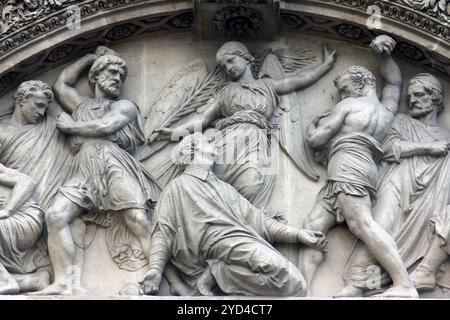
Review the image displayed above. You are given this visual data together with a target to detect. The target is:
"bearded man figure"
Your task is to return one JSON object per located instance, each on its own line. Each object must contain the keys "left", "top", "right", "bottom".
{"left": 33, "top": 47, "right": 160, "bottom": 295}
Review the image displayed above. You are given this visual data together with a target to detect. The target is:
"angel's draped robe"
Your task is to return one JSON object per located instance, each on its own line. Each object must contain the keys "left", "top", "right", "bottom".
{"left": 342, "top": 113, "right": 450, "bottom": 290}
{"left": 213, "top": 79, "right": 279, "bottom": 209}
{"left": 150, "top": 165, "right": 305, "bottom": 296}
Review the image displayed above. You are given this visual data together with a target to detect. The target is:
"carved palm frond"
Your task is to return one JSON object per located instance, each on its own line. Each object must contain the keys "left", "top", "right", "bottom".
{"left": 146, "top": 65, "right": 225, "bottom": 144}
{"left": 163, "top": 67, "right": 225, "bottom": 127}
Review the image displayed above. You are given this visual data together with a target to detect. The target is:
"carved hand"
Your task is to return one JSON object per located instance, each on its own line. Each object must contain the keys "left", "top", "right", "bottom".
{"left": 139, "top": 269, "right": 162, "bottom": 295}
{"left": 371, "top": 35, "right": 396, "bottom": 55}
{"left": 322, "top": 45, "right": 337, "bottom": 69}
{"left": 95, "top": 46, "right": 120, "bottom": 57}
{"left": 0, "top": 209, "right": 11, "bottom": 220}
{"left": 428, "top": 141, "right": 450, "bottom": 157}
{"left": 56, "top": 112, "right": 76, "bottom": 132}
{"left": 298, "top": 229, "right": 328, "bottom": 251}
{"left": 154, "top": 127, "right": 187, "bottom": 142}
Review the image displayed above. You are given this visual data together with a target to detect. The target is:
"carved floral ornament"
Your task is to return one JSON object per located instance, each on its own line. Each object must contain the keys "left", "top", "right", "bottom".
{"left": 0, "top": 0, "right": 69, "bottom": 33}
{"left": 400, "top": 0, "right": 450, "bottom": 22}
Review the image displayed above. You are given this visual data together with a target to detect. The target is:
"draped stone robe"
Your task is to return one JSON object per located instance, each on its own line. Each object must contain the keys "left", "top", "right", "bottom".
{"left": 342, "top": 114, "right": 450, "bottom": 290}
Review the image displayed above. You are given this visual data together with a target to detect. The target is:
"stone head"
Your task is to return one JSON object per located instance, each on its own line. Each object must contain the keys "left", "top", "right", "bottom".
{"left": 334, "top": 65, "right": 376, "bottom": 100}
{"left": 88, "top": 54, "right": 128, "bottom": 99}
{"left": 407, "top": 73, "right": 443, "bottom": 119}
{"left": 173, "top": 132, "right": 218, "bottom": 166}
{"left": 216, "top": 41, "right": 254, "bottom": 81}
{"left": 14, "top": 80, "right": 54, "bottom": 124}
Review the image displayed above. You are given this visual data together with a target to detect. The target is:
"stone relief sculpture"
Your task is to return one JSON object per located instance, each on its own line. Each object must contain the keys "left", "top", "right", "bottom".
{"left": 340, "top": 73, "right": 450, "bottom": 295}
{"left": 139, "top": 132, "right": 327, "bottom": 296}
{"left": 31, "top": 47, "right": 161, "bottom": 295}
{"left": 0, "top": 80, "right": 72, "bottom": 211}
{"left": 150, "top": 41, "right": 336, "bottom": 209}
{"left": 0, "top": 163, "right": 51, "bottom": 294}
{"left": 301, "top": 35, "right": 419, "bottom": 298}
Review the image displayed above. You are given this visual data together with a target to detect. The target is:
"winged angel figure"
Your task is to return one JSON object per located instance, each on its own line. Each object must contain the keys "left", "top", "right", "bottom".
{"left": 137, "top": 41, "right": 336, "bottom": 210}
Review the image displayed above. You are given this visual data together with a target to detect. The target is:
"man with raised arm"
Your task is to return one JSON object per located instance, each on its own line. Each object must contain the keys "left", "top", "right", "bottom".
{"left": 139, "top": 133, "right": 327, "bottom": 296}
{"left": 302, "top": 35, "right": 418, "bottom": 298}
{"left": 33, "top": 47, "right": 160, "bottom": 295}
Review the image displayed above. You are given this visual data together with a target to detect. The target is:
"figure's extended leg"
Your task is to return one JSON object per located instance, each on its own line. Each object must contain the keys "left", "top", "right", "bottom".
{"left": 410, "top": 235, "right": 448, "bottom": 291}
{"left": 12, "top": 268, "right": 51, "bottom": 293}
{"left": 123, "top": 208, "right": 152, "bottom": 261}
{"left": 70, "top": 218, "right": 88, "bottom": 295}
{"left": 0, "top": 263, "right": 19, "bottom": 294}
{"left": 337, "top": 193, "right": 418, "bottom": 298}
{"left": 163, "top": 263, "right": 191, "bottom": 296}
{"left": 301, "top": 203, "right": 336, "bottom": 296}
{"left": 31, "top": 194, "right": 84, "bottom": 295}
{"left": 337, "top": 181, "right": 402, "bottom": 298}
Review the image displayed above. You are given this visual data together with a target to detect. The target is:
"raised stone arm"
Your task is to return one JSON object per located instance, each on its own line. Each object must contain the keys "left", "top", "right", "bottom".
{"left": 53, "top": 53, "right": 98, "bottom": 114}
{"left": 53, "top": 46, "right": 118, "bottom": 114}
{"left": 0, "top": 164, "right": 36, "bottom": 219}
{"left": 371, "top": 35, "right": 402, "bottom": 115}
{"left": 269, "top": 45, "right": 336, "bottom": 96}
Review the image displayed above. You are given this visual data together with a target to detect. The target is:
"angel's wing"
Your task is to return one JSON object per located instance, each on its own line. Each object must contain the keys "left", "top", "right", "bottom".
{"left": 258, "top": 52, "right": 320, "bottom": 181}
{"left": 137, "top": 59, "right": 224, "bottom": 162}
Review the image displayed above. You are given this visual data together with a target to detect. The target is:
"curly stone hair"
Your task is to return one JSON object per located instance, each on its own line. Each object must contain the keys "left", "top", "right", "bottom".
{"left": 334, "top": 65, "right": 377, "bottom": 97}
{"left": 14, "top": 80, "right": 54, "bottom": 107}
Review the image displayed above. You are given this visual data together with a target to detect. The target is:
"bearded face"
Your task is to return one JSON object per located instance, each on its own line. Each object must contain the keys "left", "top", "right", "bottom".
{"left": 407, "top": 83, "right": 436, "bottom": 119}
{"left": 95, "top": 64, "right": 125, "bottom": 98}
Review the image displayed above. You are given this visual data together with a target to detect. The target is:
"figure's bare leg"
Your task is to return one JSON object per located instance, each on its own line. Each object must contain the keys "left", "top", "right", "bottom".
{"left": 70, "top": 218, "right": 88, "bottom": 295}
{"left": 163, "top": 263, "right": 191, "bottom": 296}
{"left": 337, "top": 194, "right": 418, "bottom": 298}
{"left": 0, "top": 263, "right": 19, "bottom": 295}
{"left": 31, "top": 194, "right": 84, "bottom": 295}
{"left": 12, "top": 268, "right": 51, "bottom": 293}
{"left": 301, "top": 203, "right": 336, "bottom": 296}
{"left": 123, "top": 208, "right": 152, "bottom": 261}
{"left": 410, "top": 236, "right": 448, "bottom": 291}
{"left": 336, "top": 185, "right": 401, "bottom": 298}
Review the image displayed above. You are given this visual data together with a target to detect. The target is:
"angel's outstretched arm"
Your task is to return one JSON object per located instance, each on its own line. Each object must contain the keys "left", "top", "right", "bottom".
{"left": 53, "top": 53, "right": 98, "bottom": 114}
{"left": 155, "top": 99, "right": 221, "bottom": 141}
{"left": 269, "top": 46, "right": 336, "bottom": 96}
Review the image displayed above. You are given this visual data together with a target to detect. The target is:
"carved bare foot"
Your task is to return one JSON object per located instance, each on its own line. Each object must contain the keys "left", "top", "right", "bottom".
{"left": 334, "top": 285, "right": 363, "bottom": 298}
{"left": 0, "top": 279, "right": 20, "bottom": 295}
{"left": 374, "top": 286, "right": 419, "bottom": 298}
{"left": 169, "top": 282, "right": 192, "bottom": 296}
{"left": 27, "top": 283, "right": 72, "bottom": 296}
{"left": 71, "top": 285, "right": 89, "bottom": 296}
{"left": 119, "top": 283, "right": 142, "bottom": 296}
{"left": 196, "top": 267, "right": 216, "bottom": 296}
{"left": 410, "top": 267, "right": 437, "bottom": 292}
{"left": 13, "top": 269, "right": 51, "bottom": 293}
